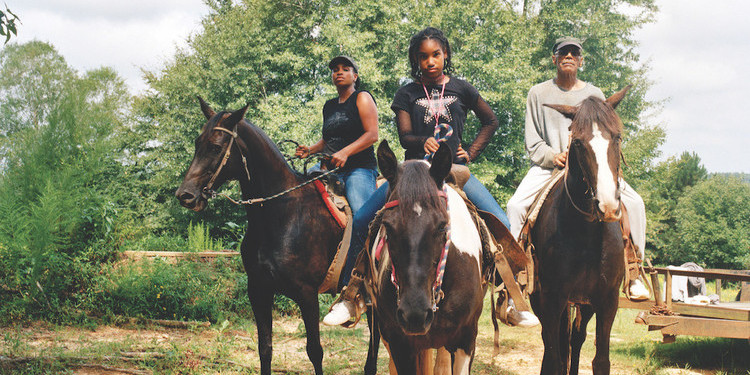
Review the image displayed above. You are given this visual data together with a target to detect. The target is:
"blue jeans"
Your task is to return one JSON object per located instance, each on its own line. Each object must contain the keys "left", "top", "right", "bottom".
{"left": 340, "top": 173, "right": 510, "bottom": 285}
{"left": 337, "top": 167, "right": 378, "bottom": 215}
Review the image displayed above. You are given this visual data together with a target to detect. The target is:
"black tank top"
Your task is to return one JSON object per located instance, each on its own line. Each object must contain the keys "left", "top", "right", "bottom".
{"left": 321, "top": 90, "right": 377, "bottom": 170}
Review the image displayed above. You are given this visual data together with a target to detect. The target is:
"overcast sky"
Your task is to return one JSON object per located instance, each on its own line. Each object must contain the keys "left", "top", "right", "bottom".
{"left": 8, "top": 0, "right": 749, "bottom": 173}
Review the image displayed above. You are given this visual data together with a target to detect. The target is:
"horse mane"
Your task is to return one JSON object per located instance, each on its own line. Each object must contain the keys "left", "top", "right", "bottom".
{"left": 570, "top": 97, "right": 623, "bottom": 139}
{"left": 392, "top": 161, "right": 445, "bottom": 218}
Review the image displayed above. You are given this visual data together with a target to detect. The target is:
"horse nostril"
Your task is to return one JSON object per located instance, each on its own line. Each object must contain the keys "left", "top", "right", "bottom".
{"left": 179, "top": 192, "right": 195, "bottom": 202}
{"left": 424, "top": 309, "right": 434, "bottom": 326}
{"left": 397, "top": 308, "right": 408, "bottom": 327}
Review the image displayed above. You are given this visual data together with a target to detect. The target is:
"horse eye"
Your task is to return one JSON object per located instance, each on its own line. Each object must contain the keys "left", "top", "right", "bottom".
{"left": 211, "top": 144, "right": 223, "bottom": 153}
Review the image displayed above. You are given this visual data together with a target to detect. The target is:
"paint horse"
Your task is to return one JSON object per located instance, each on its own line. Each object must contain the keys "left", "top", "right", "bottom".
{"left": 530, "top": 86, "right": 631, "bottom": 375}
{"left": 367, "top": 140, "right": 488, "bottom": 374}
{"left": 175, "top": 99, "right": 379, "bottom": 375}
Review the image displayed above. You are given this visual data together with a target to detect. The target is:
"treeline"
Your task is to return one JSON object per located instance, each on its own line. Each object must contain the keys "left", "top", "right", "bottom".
{"left": 0, "top": 0, "right": 747, "bottom": 323}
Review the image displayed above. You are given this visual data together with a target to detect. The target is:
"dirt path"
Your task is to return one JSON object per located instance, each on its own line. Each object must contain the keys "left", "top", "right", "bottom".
{"left": 0, "top": 315, "right": 726, "bottom": 374}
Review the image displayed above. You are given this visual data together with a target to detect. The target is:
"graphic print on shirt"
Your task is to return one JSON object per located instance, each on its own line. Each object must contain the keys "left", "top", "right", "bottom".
{"left": 416, "top": 88, "right": 457, "bottom": 126}
{"left": 323, "top": 110, "right": 349, "bottom": 146}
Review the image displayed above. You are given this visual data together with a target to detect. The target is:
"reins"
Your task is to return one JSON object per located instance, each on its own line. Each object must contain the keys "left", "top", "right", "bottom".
{"left": 202, "top": 124, "right": 340, "bottom": 207}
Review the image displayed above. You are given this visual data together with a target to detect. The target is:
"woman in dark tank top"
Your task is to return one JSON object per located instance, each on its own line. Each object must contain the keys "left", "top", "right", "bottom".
{"left": 295, "top": 56, "right": 379, "bottom": 214}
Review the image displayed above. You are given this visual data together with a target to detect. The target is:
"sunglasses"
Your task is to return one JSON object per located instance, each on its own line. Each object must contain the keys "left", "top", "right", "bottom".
{"left": 555, "top": 47, "right": 582, "bottom": 57}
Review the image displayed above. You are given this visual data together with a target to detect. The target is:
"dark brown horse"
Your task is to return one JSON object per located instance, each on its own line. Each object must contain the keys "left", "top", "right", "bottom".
{"left": 175, "top": 99, "right": 379, "bottom": 375}
{"left": 369, "top": 140, "right": 488, "bottom": 374}
{"left": 530, "top": 86, "right": 631, "bottom": 375}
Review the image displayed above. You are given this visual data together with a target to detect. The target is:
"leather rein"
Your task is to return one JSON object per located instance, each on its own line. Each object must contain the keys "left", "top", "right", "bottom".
{"left": 202, "top": 124, "right": 339, "bottom": 206}
{"left": 375, "top": 186, "right": 450, "bottom": 312}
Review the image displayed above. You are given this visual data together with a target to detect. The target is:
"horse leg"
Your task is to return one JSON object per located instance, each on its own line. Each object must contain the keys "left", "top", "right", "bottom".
{"left": 570, "top": 305, "right": 594, "bottom": 375}
{"left": 248, "top": 283, "right": 274, "bottom": 375}
{"left": 381, "top": 336, "right": 398, "bottom": 375}
{"left": 298, "top": 291, "right": 324, "bottom": 375}
{"left": 592, "top": 294, "right": 618, "bottom": 375}
{"left": 416, "top": 349, "right": 434, "bottom": 375}
{"left": 452, "top": 348, "right": 473, "bottom": 375}
{"left": 538, "top": 295, "right": 567, "bottom": 375}
{"left": 365, "top": 307, "right": 380, "bottom": 375}
{"left": 559, "top": 304, "right": 572, "bottom": 374}
{"left": 434, "top": 347, "right": 451, "bottom": 375}
{"left": 389, "top": 340, "right": 417, "bottom": 375}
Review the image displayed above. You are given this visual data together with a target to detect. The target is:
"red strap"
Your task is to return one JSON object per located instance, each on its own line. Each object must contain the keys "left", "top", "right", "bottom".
{"left": 312, "top": 180, "right": 347, "bottom": 229}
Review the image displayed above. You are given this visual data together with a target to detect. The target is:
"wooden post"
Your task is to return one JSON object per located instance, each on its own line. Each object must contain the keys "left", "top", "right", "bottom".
{"left": 716, "top": 279, "right": 722, "bottom": 299}
{"left": 650, "top": 272, "right": 663, "bottom": 306}
{"left": 665, "top": 269, "right": 672, "bottom": 310}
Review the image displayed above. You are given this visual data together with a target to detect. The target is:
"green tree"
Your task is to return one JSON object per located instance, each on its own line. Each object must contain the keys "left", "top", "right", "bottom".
{"left": 672, "top": 176, "right": 750, "bottom": 269}
{"left": 0, "top": 41, "right": 131, "bottom": 322}
{"left": 642, "top": 152, "right": 707, "bottom": 264}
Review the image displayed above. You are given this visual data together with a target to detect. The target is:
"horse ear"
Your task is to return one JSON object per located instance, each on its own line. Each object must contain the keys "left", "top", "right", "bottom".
{"left": 605, "top": 85, "right": 632, "bottom": 109}
{"left": 543, "top": 103, "right": 578, "bottom": 120}
{"left": 377, "top": 140, "right": 398, "bottom": 186}
{"left": 197, "top": 96, "right": 216, "bottom": 120}
{"left": 223, "top": 103, "right": 250, "bottom": 128}
{"left": 429, "top": 143, "right": 452, "bottom": 187}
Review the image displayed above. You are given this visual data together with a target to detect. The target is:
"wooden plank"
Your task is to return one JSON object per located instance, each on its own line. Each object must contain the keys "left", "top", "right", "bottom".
{"left": 121, "top": 251, "right": 240, "bottom": 262}
{"left": 672, "top": 302, "right": 750, "bottom": 321}
{"left": 619, "top": 297, "right": 750, "bottom": 321}
{"left": 652, "top": 267, "right": 750, "bottom": 282}
{"left": 641, "top": 314, "right": 750, "bottom": 340}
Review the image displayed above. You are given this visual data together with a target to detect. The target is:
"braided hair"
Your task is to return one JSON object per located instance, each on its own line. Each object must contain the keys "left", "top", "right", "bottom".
{"left": 408, "top": 27, "right": 455, "bottom": 80}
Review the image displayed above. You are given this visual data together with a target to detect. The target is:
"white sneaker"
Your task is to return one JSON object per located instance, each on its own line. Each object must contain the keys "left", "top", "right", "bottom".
{"left": 629, "top": 279, "right": 650, "bottom": 301}
{"left": 506, "top": 299, "right": 540, "bottom": 328}
{"left": 322, "top": 300, "right": 355, "bottom": 326}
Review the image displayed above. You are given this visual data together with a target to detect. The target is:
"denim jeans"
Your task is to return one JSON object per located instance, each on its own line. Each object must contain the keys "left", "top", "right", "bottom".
{"left": 336, "top": 167, "right": 378, "bottom": 214}
{"left": 340, "top": 172, "right": 510, "bottom": 285}
{"left": 308, "top": 164, "right": 377, "bottom": 215}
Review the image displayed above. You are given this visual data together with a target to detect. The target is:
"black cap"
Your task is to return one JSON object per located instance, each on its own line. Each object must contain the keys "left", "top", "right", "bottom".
{"left": 552, "top": 36, "right": 583, "bottom": 54}
{"left": 328, "top": 55, "right": 358, "bottom": 73}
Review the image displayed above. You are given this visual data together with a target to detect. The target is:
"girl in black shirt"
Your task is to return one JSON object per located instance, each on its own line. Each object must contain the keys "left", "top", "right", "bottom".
{"left": 295, "top": 56, "right": 379, "bottom": 214}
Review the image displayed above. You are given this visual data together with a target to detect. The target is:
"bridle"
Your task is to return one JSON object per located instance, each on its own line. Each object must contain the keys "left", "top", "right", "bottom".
{"left": 375, "top": 185, "right": 450, "bottom": 312}
{"left": 201, "top": 121, "right": 340, "bottom": 206}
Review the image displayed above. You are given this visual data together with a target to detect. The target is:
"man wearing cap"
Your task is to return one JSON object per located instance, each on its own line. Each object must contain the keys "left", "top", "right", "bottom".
{"left": 506, "top": 37, "right": 650, "bottom": 300}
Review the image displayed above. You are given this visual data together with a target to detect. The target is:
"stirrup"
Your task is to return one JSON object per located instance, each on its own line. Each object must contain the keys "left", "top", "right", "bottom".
{"left": 329, "top": 272, "right": 367, "bottom": 328}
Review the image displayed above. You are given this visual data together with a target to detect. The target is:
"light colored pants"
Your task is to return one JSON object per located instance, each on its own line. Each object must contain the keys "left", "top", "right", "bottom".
{"left": 506, "top": 166, "right": 646, "bottom": 259}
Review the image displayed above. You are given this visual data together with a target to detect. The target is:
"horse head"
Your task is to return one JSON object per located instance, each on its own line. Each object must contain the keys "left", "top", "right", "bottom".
{"left": 175, "top": 97, "right": 249, "bottom": 211}
{"left": 545, "top": 85, "right": 630, "bottom": 222}
{"left": 377, "top": 140, "right": 452, "bottom": 335}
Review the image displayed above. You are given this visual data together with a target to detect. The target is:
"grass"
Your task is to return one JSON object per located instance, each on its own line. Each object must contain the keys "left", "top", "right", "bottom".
{"left": 1, "top": 286, "right": 747, "bottom": 374}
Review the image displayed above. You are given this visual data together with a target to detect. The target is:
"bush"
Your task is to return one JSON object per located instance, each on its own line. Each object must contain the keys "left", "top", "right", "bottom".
{"left": 95, "top": 258, "right": 244, "bottom": 322}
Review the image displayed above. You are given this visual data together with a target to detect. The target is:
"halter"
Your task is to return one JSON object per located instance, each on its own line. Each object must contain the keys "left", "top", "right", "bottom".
{"left": 202, "top": 122, "right": 341, "bottom": 206}
{"left": 202, "top": 125, "right": 251, "bottom": 198}
{"left": 375, "top": 185, "right": 450, "bottom": 311}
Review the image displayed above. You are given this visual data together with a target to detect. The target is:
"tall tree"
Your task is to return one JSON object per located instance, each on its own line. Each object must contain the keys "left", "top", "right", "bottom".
{"left": 642, "top": 152, "right": 707, "bottom": 264}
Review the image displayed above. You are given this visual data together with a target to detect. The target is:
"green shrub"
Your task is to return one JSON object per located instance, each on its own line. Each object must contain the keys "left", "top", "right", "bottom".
{"left": 97, "top": 259, "right": 238, "bottom": 322}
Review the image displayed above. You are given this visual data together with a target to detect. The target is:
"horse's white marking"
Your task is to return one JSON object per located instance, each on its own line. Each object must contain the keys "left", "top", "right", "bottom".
{"left": 589, "top": 123, "right": 618, "bottom": 213}
{"left": 445, "top": 185, "right": 481, "bottom": 273}
{"left": 452, "top": 349, "right": 472, "bottom": 375}
{"left": 413, "top": 203, "right": 423, "bottom": 216}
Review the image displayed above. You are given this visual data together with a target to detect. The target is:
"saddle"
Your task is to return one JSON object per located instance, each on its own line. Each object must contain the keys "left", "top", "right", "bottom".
{"left": 311, "top": 176, "right": 354, "bottom": 294}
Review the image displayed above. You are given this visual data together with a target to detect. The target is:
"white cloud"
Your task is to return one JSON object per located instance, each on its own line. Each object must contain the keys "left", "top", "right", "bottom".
{"left": 11, "top": 0, "right": 208, "bottom": 94}
{"left": 635, "top": 0, "right": 750, "bottom": 173}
